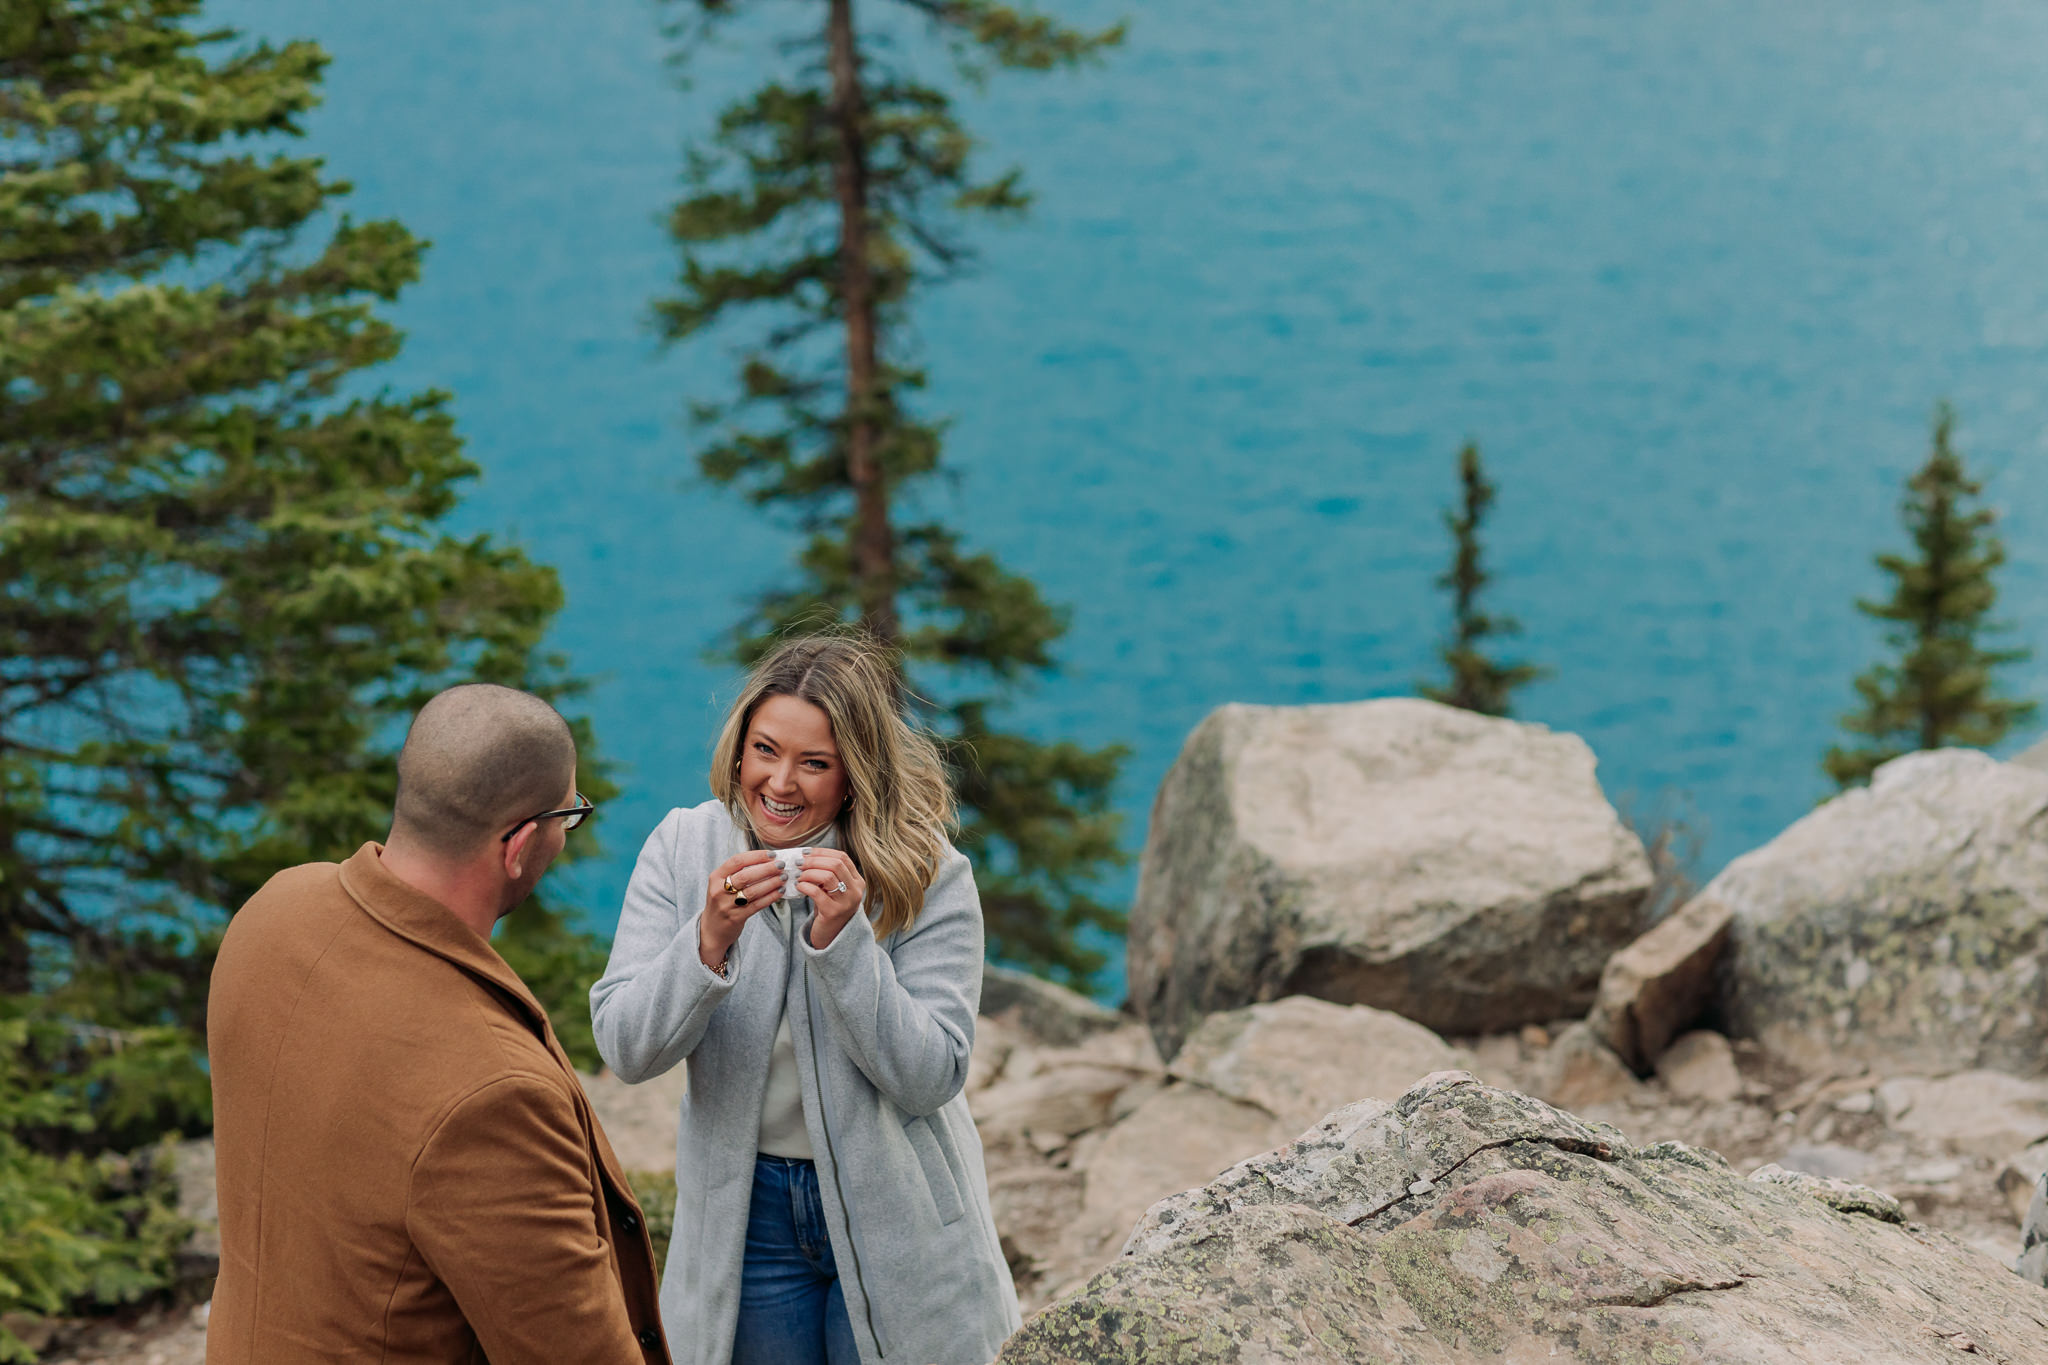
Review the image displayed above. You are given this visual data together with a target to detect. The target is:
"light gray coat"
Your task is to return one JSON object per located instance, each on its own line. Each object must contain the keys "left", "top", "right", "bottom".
{"left": 590, "top": 802, "right": 1020, "bottom": 1365}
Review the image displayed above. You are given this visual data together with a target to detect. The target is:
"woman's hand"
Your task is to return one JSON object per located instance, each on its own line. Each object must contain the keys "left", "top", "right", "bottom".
{"left": 699, "top": 851, "right": 781, "bottom": 972}
{"left": 797, "top": 847, "right": 866, "bottom": 950}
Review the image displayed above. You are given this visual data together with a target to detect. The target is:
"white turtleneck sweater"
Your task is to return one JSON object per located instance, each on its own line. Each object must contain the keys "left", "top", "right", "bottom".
{"left": 755, "top": 897, "right": 813, "bottom": 1160}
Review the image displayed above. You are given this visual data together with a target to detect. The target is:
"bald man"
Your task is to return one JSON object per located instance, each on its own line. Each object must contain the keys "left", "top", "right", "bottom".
{"left": 206, "top": 685, "right": 670, "bottom": 1365}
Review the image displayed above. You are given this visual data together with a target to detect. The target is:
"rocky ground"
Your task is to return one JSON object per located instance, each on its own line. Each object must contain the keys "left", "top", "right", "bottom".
{"left": 26, "top": 1303, "right": 208, "bottom": 1365}
{"left": 34, "top": 1002, "right": 2042, "bottom": 1363}
{"left": 999, "top": 1074, "right": 2048, "bottom": 1364}
{"left": 1464, "top": 1023, "right": 2037, "bottom": 1271}
{"left": 974, "top": 1001, "right": 2043, "bottom": 1315}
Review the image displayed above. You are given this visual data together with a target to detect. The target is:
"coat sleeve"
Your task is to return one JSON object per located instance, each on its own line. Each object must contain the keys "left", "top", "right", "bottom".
{"left": 589, "top": 812, "right": 738, "bottom": 1084}
{"left": 408, "top": 1075, "right": 655, "bottom": 1365}
{"left": 799, "top": 846, "right": 981, "bottom": 1117}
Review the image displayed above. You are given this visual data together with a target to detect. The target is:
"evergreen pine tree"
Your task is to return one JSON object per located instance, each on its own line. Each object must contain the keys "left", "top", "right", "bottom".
{"left": 655, "top": 0, "right": 1127, "bottom": 983}
{"left": 0, "top": 0, "right": 610, "bottom": 1069}
{"left": 1824, "top": 404, "right": 2036, "bottom": 787}
{"left": 1420, "top": 441, "right": 1545, "bottom": 717}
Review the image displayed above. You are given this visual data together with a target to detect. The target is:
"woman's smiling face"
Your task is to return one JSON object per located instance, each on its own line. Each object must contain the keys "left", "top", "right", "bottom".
{"left": 738, "top": 693, "right": 848, "bottom": 847}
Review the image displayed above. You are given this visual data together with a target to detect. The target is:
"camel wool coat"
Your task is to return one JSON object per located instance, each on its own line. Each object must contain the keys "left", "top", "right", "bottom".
{"left": 590, "top": 802, "right": 1020, "bottom": 1365}
{"left": 207, "top": 842, "right": 670, "bottom": 1365}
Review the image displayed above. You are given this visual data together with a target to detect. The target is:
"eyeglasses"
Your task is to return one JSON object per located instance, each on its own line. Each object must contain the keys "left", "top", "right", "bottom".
{"left": 500, "top": 791, "right": 596, "bottom": 843}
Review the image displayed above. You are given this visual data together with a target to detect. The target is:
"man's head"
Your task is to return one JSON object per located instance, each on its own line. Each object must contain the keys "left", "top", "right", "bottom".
{"left": 391, "top": 685, "right": 580, "bottom": 916}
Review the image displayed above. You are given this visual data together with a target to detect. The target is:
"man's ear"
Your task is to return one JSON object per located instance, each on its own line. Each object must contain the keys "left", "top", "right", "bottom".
{"left": 501, "top": 823, "right": 536, "bottom": 881}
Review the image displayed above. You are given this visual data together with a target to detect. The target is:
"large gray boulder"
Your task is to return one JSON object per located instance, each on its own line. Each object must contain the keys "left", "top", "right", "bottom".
{"left": 1719, "top": 748, "right": 2048, "bottom": 1077}
{"left": 998, "top": 1074, "right": 2048, "bottom": 1364}
{"left": 1127, "top": 699, "right": 1653, "bottom": 1056}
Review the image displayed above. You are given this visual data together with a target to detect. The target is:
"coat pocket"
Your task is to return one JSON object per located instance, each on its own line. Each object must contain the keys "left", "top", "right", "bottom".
{"left": 902, "top": 1113, "right": 966, "bottom": 1225}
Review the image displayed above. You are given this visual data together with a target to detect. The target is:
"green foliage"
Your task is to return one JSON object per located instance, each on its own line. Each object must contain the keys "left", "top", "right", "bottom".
{"left": 0, "top": 0, "right": 613, "bottom": 1001}
{"left": 0, "top": 1006, "right": 190, "bottom": 1361}
{"left": 656, "top": 0, "right": 1127, "bottom": 983}
{"left": 627, "top": 1167, "right": 677, "bottom": 1281}
{"left": 1420, "top": 442, "right": 1546, "bottom": 717}
{"left": 1825, "top": 404, "right": 2037, "bottom": 787}
{"left": 0, "top": 2, "right": 615, "bottom": 1332}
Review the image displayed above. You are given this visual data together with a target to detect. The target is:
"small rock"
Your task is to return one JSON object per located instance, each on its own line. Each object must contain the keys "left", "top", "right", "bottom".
{"left": 1519, "top": 1023, "right": 1551, "bottom": 1049}
{"left": 1024, "top": 1129, "right": 1066, "bottom": 1158}
{"left": 986, "top": 1164, "right": 1084, "bottom": 1304}
{"left": 980, "top": 965, "right": 1124, "bottom": 1048}
{"left": 1466, "top": 1033, "right": 1522, "bottom": 1087}
{"left": 1834, "top": 1089, "right": 1877, "bottom": 1115}
{"left": 1902, "top": 1160, "right": 1965, "bottom": 1185}
{"left": 1408, "top": 1179, "right": 1435, "bottom": 1196}
{"left": 1877, "top": 1077, "right": 1918, "bottom": 1123}
{"left": 2020, "top": 1171, "right": 2048, "bottom": 1286}
{"left": 965, "top": 1013, "right": 1025, "bottom": 1096}
{"left": 1536, "top": 1021, "right": 1642, "bottom": 1111}
{"left": 972, "top": 1061, "right": 1153, "bottom": 1144}
{"left": 1587, "top": 891, "right": 1734, "bottom": 1072}
{"left": 1996, "top": 1140, "right": 2048, "bottom": 1222}
{"left": 1655, "top": 1029, "right": 1744, "bottom": 1103}
{"left": 1880, "top": 1071, "right": 2048, "bottom": 1159}
{"left": 1167, "top": 996, "right": 1468, "bottom": 1134}
{"left": 1747, "top": 1163, "right": 1904, "bottom": 1222}
{"left": 1777, "top": 1143, "right": 1873, "bottom": 1182}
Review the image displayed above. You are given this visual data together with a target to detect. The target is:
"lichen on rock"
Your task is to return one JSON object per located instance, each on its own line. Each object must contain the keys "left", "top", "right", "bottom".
{"left": 998, "top": 1073, "right": 2048, "bottom": 1365}
{"left": 1718, "top": 749, "right": 2048, "bottom": 1078}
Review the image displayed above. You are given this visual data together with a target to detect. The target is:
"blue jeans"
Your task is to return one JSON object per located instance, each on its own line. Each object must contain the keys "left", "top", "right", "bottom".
{"left": 731, "top": 1155, "right": 860, "bottom": 1365}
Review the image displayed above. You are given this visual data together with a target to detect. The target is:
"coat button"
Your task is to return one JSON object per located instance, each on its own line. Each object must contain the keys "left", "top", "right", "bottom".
{"left": 620, "top": 1210, "right": 641, "bottom": 1234}
{"left": 638, "top": 1326, "right": 661, "bottom": 1349}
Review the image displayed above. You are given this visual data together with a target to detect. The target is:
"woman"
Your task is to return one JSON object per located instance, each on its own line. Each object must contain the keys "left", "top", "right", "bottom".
{"left": 591, "top": 633, "right": 1019, "bottom": 1365}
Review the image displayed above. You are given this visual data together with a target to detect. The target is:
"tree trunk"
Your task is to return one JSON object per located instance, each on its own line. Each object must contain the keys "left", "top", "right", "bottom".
{"left": 826, "top": 0, "right": 899, "bottom": 645}
{"left": 0, "top": 923, "right": 28, "bottom": 996}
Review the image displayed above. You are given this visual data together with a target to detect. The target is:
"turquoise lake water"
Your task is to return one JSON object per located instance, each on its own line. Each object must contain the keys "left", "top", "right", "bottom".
{"left": 216, "top": 0, "right": 2048, "bottom": 968}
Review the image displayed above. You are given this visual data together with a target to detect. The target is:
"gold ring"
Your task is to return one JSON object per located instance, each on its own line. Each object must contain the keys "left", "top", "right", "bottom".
{"left": 733, "top": 887, "right": 749, "bottom": 905}
{"left": 723, "top": 877, "right": 738, "bottom": 896}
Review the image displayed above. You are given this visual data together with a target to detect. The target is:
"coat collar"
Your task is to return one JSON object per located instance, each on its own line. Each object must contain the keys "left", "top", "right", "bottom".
{"left": 336, "top": 841, "right": 550, "bottom": 1037}
{"left": 336, "top": 844, "right": 647, "bottom": 1225}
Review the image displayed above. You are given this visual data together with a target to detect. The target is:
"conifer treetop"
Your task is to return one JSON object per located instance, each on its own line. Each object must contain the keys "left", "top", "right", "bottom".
{"left": 1419, "top": 440, "right": 1546, "bottom": 718}
{"left": 1824, "top": 403, "right": 2036, "bottom": 787}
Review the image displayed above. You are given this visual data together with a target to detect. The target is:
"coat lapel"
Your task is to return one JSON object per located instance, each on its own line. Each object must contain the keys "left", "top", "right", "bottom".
{"left": 336, "top": 843, "right": 641, "bottom": 1206}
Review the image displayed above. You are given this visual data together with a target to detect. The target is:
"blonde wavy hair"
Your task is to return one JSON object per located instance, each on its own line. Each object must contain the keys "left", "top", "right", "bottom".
{"left": 710, "top": 632, "right": 956, "bottom": 936}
